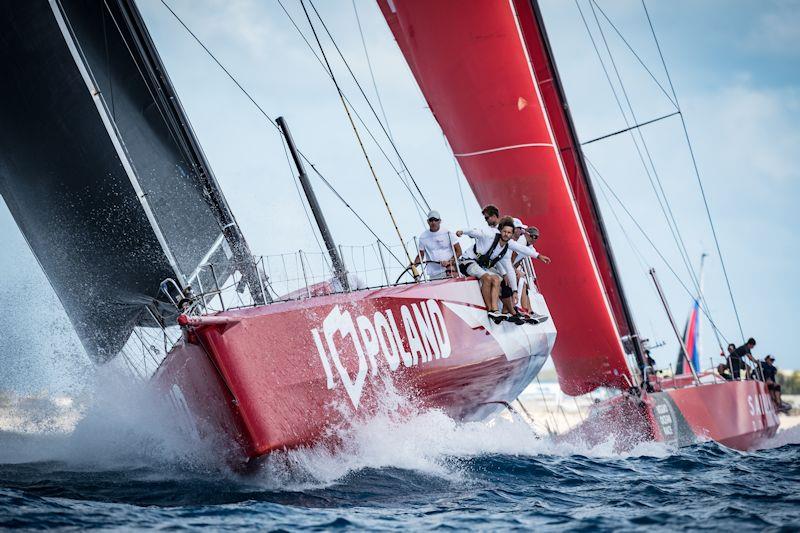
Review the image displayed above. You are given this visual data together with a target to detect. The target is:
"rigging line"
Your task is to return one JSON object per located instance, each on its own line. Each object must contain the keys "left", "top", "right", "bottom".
{"left": 586, "top": 0, "right": 700, "bottom": 297}
{"left": 158, "top": 0, "right": 404, "bottom": 269}
{"left": 581, "top": 110, "right": 679, "bottom": 145}
{"left": 442, "top": 132, "right": 471, "bottom": 227}
{"left": 274, "top": 0, "right": 429, "bottom": 219}
{"left": 308, "top": 0, "right": 431, "bottom": 213}
{"left": 583, "top": 0, "right": 703, "bottom": 302}
{"left": 298, "top": 0, "right": 417, "bottom": 272}
{"left": 596, "top": 170, "right": 650, "bottom": 273}
{"left": 454, "top": 157, "right": 471, "bottom": 227}
{"left": 351, "top": 0, "right": 395, "bottom": 146}
{"left": 595, "top": 160, "right": 689, "bottom": 343}
{"left": 641, "top": 0, "right": 746, "bottom": 343}
{"left": 350, "top": 0, "right": 425, "bottom": 227}
{"left": 588, "top": 1, "right": 702, "bottom": 302}
{"left": 591, "top": 0, "right": 677, "bottom": 110}
{"left": 585, "top": 157, "right": 730, "bottom": 345}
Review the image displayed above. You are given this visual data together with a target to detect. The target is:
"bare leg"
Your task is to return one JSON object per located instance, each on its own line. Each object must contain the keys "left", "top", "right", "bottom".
{"left": 488, "top": 275, "right": 500, "bottom": 308}
{"left": 480, "top": 273, "right": 496, "bottom": 311}
{"left": 517, "top": 276, "right": 533, "bottom": 312}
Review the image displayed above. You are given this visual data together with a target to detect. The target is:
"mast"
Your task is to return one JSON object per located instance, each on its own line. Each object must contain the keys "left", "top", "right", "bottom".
{"left": 277, "top": 117, "right": 349, "bottom": 291}
{"left": 651, "top": 268, "right": 700, "bottom": 384}
{"left": 527, "top": 0, "right": 646, "bottom": 374}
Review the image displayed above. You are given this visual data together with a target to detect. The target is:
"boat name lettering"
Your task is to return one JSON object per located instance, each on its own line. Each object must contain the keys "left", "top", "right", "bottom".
{"left": 311, "top": 299, "right": 451, "bottom": 408}
{"left": 747, "top": 392, "right": 775, "bottom": 417}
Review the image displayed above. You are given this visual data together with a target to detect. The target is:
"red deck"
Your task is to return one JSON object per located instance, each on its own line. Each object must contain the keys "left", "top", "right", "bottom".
{"left": 154, "top": 278, "right": 556, "bottom": 463}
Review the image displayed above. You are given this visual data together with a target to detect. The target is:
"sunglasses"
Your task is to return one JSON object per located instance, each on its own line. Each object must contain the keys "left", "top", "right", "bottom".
{"left": 427, "top": 218, "right": 440, "bottom": 222}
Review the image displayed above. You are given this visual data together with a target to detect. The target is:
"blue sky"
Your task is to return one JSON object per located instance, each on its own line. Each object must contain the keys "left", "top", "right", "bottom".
{"left": 1, "top": 0, "right": 798, "bottom": 393}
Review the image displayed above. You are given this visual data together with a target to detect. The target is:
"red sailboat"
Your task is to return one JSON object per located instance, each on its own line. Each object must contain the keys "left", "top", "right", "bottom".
{"left": 0, "top": 0, "right": 558, "bottom": 464}
{"left": 0, "top": 0, "right": 777, "bottom": 464}
{"left": 378, "top": 0, "right": 779, "bottom": 450}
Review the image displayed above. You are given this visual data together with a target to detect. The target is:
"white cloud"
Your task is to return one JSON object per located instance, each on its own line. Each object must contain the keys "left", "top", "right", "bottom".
{"left": 745, "top": 2, "right": 800, "bottom": 56}
{"left": 686, "top": 82, "right": 800, "bottom": 186}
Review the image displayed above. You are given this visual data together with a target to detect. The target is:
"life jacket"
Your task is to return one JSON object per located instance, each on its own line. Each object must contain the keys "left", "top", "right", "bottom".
{"left": 473, "top": 234, "right": 508, "bottom": 269}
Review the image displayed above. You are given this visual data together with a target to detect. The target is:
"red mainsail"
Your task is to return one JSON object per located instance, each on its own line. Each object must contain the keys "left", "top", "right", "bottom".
{"left": 378, "top": 0, "right": 635, "bottom": 393}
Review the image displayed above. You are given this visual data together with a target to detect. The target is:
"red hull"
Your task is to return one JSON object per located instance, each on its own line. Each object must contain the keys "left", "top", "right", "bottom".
{"left": 569, "top": 380, "right": 780, "bottom": 451}
{"left": 154, "top": 279, "right": 555, "bottom": 462}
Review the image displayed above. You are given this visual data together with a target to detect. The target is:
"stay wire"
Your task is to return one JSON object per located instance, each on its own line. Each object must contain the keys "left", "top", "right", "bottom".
{"left": 581, "top": 0, "right": 704, "bottom": 304}
{"left": 446, "top": 135, "right": 472, "bottom": 227}
{"left": 588, "top": 0, "right": 700, "bottom": 298}
{"left": 641, "top": 0, "right": 746, "bottom": 343}
{"left": 158, "top": 0, "right": 405, "bottom": 269}
{"left": 351, "top": 0, "right": 395, "bottom": 148}
{"left": 298, "top": 0, "right": 416, "bottom": 270}
{"left": 275, "top": 0, "right": 429, "bottom": 220}
{"left": 594, "top": 160, "right": 691, "bottom": 347}
{"left": 309, "top": 0, "right": 431, "bottom": 214}
{"left": 590, "top": 1, "right": 677, "bottom": 110}
{"left": 585, "top": 157, "right": 730, "bottom": 346}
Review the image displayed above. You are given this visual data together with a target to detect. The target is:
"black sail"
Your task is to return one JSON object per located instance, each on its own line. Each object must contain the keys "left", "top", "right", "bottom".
{"left": 0, "top": 0, "right": 260, "bottom": 363}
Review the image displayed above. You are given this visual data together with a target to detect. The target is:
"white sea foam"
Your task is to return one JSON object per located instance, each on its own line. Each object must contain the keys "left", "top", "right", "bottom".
{"left": 761, "top": 417, "right": 800, "bottom": 449}
{"left": 0, "top": 366, "right": 222, "bottom": 474}
{"left": 247, "top": 382, "right": 673, "bottom": 490}
{"left": 1, "top": 370, "right": 673, "bottom": 488}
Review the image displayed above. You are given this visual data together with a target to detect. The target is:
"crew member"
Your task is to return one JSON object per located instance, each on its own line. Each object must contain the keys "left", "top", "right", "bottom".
{"left": 482, "top": 204, "right": 500, "bottom": 228}
{"left": 414, "top": 210, "right": 462, "bottom": 280}
{"left": 457, "top": 217, "right": 545, "bottom": 322}
{"left": 730, "top": 338, "right": 757, "bottom": 380}
{"left": 456, "top": 222, "right": 506, "bottom": 320}
{"left": 721, "top": 343, "right": 736, "bottom": 377}
{"left": 512, "top": 218, "right": 526, "bottom": 242}
{"left": 512, "top": 226, "right": 551, "bottom": 312}
{"left": 760, "top": 355, "right": 785, "bottom": 410}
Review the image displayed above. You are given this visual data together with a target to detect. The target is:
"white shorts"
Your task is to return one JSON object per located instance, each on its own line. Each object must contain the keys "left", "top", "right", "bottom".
{"left": 462, "top": 260, "right": 501, "bottom": 280}
{"left": 426, "top": 270, "right": 449, "bottom": 280}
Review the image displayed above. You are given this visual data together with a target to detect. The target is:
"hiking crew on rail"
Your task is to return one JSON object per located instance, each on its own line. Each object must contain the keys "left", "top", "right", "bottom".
{"left": 413, "top": 204, "right": 551, "bottom": 324}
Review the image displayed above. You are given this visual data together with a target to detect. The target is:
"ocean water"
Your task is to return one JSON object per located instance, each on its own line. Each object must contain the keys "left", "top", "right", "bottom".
{"left": 1, "top": 375, "right": 798, "bottom": 531}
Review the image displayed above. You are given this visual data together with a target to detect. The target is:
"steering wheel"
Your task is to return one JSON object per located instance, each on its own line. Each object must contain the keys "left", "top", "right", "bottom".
{"left": 394, "top": 260, "right": 443, "bottom": 284}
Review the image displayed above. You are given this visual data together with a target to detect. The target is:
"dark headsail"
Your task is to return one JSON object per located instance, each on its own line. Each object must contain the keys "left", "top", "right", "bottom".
{"left": 0, "top": 0, "right": 260, "bottom": 363}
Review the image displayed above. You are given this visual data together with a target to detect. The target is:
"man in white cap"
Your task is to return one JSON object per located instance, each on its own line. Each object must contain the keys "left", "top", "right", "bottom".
{"left": 512, "top": 218, "right": 527, "bottom": 242}
{"left": 413, "top": 210, "right": 462, "bottom": 280}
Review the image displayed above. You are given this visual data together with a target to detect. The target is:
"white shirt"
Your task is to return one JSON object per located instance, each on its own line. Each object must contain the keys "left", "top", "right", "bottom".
{"left": 418, "top": 227, "right": 458, "bottom": 277}
{"left": 462, "top": 227, "right": 523, "bottom": 291}
{"left": 513, "top": 235, "right": 539, "bottom": 280}
{"left": 513, "top": 235, "right": 539, "bottom": 265}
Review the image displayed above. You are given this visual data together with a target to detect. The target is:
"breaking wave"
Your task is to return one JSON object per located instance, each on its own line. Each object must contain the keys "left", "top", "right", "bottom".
{"left": 1, "top": 370, "right": 798, "bottom": 529}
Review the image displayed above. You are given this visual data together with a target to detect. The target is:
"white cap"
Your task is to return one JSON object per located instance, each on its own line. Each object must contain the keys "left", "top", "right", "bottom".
{"left": 427, "top": 210, "right": 441, "bottom": 221}
{"left": 513, "top": 217, "right": 526, "bottom": 229}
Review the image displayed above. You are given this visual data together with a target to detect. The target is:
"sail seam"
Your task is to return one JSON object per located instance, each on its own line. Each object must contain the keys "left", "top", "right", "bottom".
{"left": 453, "top": 143, "right": 554, "bottom": 157}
